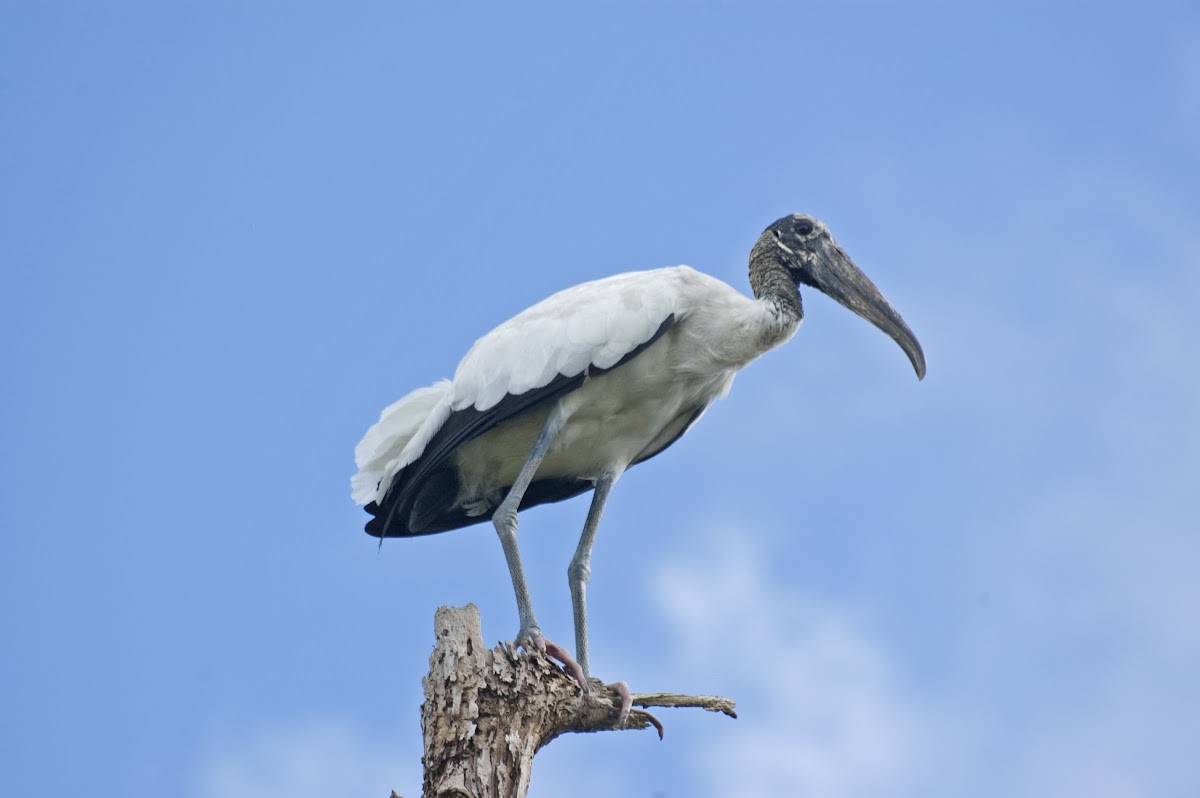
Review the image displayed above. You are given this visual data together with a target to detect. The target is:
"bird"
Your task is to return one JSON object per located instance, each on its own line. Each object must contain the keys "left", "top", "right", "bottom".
{"left": 351, "top": 213, "right": 924, "bottom": 712}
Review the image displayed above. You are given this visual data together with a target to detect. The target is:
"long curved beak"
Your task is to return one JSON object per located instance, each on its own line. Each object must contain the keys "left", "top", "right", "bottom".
{"left": 807, "top": 241, "right": 926, "bottom": 380}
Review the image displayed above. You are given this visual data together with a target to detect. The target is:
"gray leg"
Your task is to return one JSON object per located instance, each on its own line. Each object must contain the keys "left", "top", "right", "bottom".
{"left": 492, "top": 404, "right": 570, "bottom": 648}
{"left": 567, "top": 469, "right": 622, "bottom": 679}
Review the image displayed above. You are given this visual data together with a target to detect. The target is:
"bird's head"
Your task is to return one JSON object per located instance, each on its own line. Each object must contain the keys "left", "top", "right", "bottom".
{"left": 759, "top": 213, "right": 926, "bottom": 380}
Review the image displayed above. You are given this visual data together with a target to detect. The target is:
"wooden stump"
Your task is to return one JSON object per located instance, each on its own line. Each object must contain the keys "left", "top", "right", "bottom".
{"left": 418, "top": 604, "right": 736, "bottom": 798}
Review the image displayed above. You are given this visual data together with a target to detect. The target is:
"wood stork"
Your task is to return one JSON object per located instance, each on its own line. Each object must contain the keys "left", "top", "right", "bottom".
{"left": 352, "top": 213, "right": 924, "bottom": 707}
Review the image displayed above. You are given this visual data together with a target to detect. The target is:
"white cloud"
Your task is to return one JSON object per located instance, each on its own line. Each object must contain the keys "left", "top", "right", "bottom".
{"left": 652, "top": 533, "right": 948, "bottom": 798}
{"left": 648, "top": 502, "right": 1200, "bottom": 798}
{"left": 197, "top": 720, "right": 419, "bottom": 798}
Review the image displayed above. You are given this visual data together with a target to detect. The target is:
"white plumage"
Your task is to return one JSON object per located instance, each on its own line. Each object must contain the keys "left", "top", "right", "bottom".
{"left": 453, "top": 268, "right": 684, "bottom": 413}
{"left": 352, "top": 265, "right": 779, "bottom": 512}
{"left": 350, "top": 380, "right": 451, "bottom": 506}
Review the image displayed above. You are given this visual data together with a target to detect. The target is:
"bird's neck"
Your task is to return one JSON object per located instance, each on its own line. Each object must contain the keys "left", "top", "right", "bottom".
{"left": 748, "top": 240, "right": 804, "bottom": 329}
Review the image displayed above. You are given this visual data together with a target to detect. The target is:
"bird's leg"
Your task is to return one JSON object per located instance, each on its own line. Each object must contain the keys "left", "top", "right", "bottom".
{"left": 567, "top": 469, "right": 633, "bottom": 724}
{"left": 567, "top": 469, "right": 620, "bottom": 679}
{"left": 492, "top": 404, "right": 572, "bottom": 656}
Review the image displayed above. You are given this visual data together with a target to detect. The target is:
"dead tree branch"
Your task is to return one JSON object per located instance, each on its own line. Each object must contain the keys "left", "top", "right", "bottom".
{"left": 417, "top": 604, "right": 735, "bottom": 798}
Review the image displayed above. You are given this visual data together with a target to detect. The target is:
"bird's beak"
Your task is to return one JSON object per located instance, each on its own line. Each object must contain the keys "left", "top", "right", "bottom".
{"left": 806, "top": 240, "right": 926, "bottom": 380}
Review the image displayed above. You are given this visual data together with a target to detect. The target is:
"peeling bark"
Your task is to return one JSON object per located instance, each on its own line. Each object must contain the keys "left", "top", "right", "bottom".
{"left": 417, "top": 604, "right": 735, "bottom": 798}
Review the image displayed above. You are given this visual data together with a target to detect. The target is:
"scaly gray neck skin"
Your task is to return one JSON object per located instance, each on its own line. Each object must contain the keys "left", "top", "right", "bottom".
{"left": 748, "top": 233, "right": 804, "bottom": 339}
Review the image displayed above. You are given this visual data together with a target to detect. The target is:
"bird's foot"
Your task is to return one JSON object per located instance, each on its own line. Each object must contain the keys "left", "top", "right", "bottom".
{"left": 516, "top": 629, "right": 588, "bottom": 688}
{"left": 577, "top": 677, "right": 637, "bottom": 727}
{"left": 514, "top": 625, "right": 546, "bottom": 654}
{"left": 541, "top": 638, "right": 589, "bottom": 689}
{"left": 515, "top": 632, "right": 632, "bottom": 727}
{"left": 603, "top": 679, "right": 633, "bottom": 726}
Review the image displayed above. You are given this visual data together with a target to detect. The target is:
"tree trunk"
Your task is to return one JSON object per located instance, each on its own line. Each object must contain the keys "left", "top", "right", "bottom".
{"left": 417, "top": 604, "right": 735, "bottom": 798}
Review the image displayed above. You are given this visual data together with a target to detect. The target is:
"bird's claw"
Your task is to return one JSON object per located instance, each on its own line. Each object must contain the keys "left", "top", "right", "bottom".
{"left": 541, "top": 638, "right": 588, "bottom": 688}
{"left": 515, "top": 632, "right": 633, "bottom": 729}
{"left": 514, "top": 627, "right": 547, "bottom": 654}
{"left": 629, "top": 707, "right": 664, "bottom": 739}
{"left": 606, "top": 679, "right": 633, "bottom": 726}
{"left": 515, "top": 630, "right": 589, "bottom": 688}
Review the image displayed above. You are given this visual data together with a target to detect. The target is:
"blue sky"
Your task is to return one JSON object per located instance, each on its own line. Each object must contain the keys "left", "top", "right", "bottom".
{"left": 2, "top": 3, "right": 1198, "bottom": 797}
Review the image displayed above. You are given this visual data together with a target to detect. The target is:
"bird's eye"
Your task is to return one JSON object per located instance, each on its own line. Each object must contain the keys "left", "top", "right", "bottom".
{"left": 796, "top": 219, "right": 814, "bottom": 236}
{"left": 772, "top": 229, "right": 782, "bottom": 239}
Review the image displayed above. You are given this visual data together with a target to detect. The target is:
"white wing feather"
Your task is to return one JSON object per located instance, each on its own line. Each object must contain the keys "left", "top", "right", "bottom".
{"left": 350, "top": 380, "right": 452, "bottom": 505}
{"left": 351, "top": 266, "right": 705, "bottom": 505}
{"left": 453, "top": 268, "right": 688, "bottom": 412}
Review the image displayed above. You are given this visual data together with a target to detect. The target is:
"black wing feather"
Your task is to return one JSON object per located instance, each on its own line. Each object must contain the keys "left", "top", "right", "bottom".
{"left": 366, "top": 314, "right": 676, "bottom": 538}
